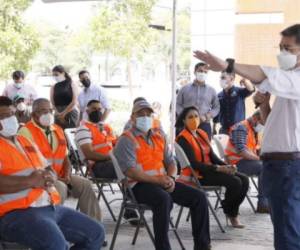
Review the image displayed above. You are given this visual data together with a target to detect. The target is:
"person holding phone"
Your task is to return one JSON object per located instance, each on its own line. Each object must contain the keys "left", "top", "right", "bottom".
{"left": 176, "top": 106, "right": 249, "bottom": 228}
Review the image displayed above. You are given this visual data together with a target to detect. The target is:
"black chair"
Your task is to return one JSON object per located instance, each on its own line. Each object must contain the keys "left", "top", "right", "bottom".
{"left": 174, "top": 142, "right": 226, "bottom": 233}
{"left": 64, "top": 128, "right": 120, "bottom": 221}
{"left": 108, "top": 151, "right": 186, "bottom": 250}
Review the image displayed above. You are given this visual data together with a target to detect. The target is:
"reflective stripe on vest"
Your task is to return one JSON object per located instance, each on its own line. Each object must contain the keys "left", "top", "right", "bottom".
{"left": 84, "top": 122, "right": 115, "bottom": 155}
{"left": 123, "top": 130, "right": 166, "bottom": 187}
{"left": 176, "top": 129, "right": 211, "bottom": 182}
{"left": 225, "top": 120, "right": 258, "bottom": 164}
{"left": 0, "top": 136, "right": 60, "bottom": 216}
{"left": 25, "top": 121, "right": 67, "bottom": 177}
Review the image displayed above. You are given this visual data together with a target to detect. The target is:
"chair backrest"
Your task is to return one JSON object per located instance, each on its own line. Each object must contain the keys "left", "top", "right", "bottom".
{"left": 212, "top": 134, "right": 229, "bottom": 159}
{"left": 109, "top": 151, "right": 126, "bottom": 182}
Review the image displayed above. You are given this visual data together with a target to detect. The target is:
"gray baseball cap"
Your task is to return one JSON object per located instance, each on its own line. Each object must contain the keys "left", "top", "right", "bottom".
{"left": 132, "top": 100, "right": 154, "bottom": 114}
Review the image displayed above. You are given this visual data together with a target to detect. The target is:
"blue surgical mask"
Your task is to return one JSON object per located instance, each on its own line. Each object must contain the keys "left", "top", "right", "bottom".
{"left": 136, "top": 116, "right": 152, "bottom": 133}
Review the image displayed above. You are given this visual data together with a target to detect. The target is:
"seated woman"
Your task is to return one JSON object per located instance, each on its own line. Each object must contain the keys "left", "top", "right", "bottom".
{"left": 176, "top": 106, "right": 249, "bottom": 228}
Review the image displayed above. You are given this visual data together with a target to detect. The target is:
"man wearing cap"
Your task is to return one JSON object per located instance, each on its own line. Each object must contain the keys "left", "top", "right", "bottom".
{"left": 114, "top": 100, "right": 211, "bottom": 250}
{"left": 13, "top": 94, "right": 31, "bottom": 125}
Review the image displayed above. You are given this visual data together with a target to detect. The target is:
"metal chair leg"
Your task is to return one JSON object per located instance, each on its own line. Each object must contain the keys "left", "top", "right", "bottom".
{"left": 214, "top": 188, "right": 222, "bottom": 210}
{"left": 109, "top": 183, "right": 115, "bottom": 194}
{"left": 175, "top": 206, "right": 184, "bottom": 228}
{"left": 246, "top": 194, "right": 256, "bottom": 213}
{"left": 207, "top": 199, "right": 225, "bottom": 233}
{"left": 96, "top": 182, "right": 117, "bottom": 221}
{"left": 170, "top": 219, "right": 186, "bottom": 250}
{"left": 132, "top": 210, "right": 144, "bottom": 245}
{"left": 251, "top": 177, "right": 259, "bottom": 192}
{"left": 139, "top": 210, "right": 155, "bottom": 246}
{"left": 186, "top": 210, "right": 191, "bottom": 222}
{"left": 109, "top": 204, "right": 126, "bottom": 250}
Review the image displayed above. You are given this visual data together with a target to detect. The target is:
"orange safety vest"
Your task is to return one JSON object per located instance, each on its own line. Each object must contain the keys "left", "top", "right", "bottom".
{"left": 84, "top": 121, "right": 116, "bottom": 155}
{"left": 122, "top": 129, "right": 166, "bottom": 186}
{"left": 0, "top": 136, "right": 60, "bottom": 217}
{"left": 176, "top": 129, "right": 211, "bottom": 186}
{"left": 25, "top": 121, "right": 67, "bottom": 178}
{"left": 225, "top": 120, "right": 258, "bottom": 165}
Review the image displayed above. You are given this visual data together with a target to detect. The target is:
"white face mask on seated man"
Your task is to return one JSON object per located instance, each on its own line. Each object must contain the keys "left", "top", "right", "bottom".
{"left": 0, "top": 115, "right": 19, "bottom": 137}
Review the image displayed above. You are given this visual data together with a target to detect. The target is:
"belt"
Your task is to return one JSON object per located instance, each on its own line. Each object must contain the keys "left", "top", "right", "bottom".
{"left": 261, "top": 152, "right": 300, "bottom": 161}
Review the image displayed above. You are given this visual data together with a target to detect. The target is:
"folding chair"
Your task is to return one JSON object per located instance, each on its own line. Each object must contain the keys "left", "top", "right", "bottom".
{"left": 64, "top": 128, "right": 119, "bottom": 221}
{"left": 109, "top": 151, "right": 186, "bottom": 250}
{"left": 174, "top": 142, "right": 226, "bottom": 233}
{"left": 212, "top": 134, "right": 256, "bottom": 213}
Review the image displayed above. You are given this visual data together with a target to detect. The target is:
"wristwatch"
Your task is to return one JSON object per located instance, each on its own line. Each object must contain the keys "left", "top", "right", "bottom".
{"left": 225, "top": 58, "right": 235, "bottom": 73}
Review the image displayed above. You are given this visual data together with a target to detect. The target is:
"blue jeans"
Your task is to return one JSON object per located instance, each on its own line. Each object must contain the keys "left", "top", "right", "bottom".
{"left": 0, "top": 205, "right": 105, "bottom": 250}
{"left": 262, "top": 159, "right": 300, "bottom": 250}
{"left": 237, "top": 159, "right": 268, "bottom": 207}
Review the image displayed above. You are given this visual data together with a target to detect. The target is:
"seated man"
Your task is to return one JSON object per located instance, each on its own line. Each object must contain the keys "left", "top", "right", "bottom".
{"left": 18, "top": 98, "right": 102, "bottom": 222}
{"left": 0, "top": 96, "right": 104, "bottom": 250}
{"left": 225, "top": 111, "right": 269, "bottom": 213}
{"left": 114, "top": 100, "right": 211, "bottom": 250}
{"left": 76, "top": 99, "right": 140, "bottom": 226}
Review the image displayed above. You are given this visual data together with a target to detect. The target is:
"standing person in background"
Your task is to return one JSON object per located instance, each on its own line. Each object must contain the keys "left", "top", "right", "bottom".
{"left": 213, "top": 72, "right": 254, "bottom": 135}
{"left": 176, "top": 62, "right": 220, "bottom": 139}
{"left": 2, "top": 70, "right": 37, "bottom": 105}
{"left": 78, "top": 70, "right": 111, "bottom": 121}
{"left": 193, "top": 23, "right": 300, "bottom": 250}
{"left": 50, "top": 65, "right": 79, "bottom": 129}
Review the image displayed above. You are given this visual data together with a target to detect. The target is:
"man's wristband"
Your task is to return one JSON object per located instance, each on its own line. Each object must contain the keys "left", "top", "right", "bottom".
{"left": 225, "top": 58, "right": 235, "bottom": 73}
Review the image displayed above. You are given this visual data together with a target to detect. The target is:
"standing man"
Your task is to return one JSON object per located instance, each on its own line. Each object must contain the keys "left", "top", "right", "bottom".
{"left": 213, "top": 72, "right": 254, "bottom": 135}
{"left": 194, "top": 23, "right": 300, "bottom": 250}
{"left": 2, "top": 70, "right": 37, "bottom": 105}
{"left": 77, "top": 70, "right": 110, "bottom": 121}
{"left": 114, "top": 100, "right": 211, "bottom": 250}
{"left": 176, "top": 62, "right": 220, "bottom": 139}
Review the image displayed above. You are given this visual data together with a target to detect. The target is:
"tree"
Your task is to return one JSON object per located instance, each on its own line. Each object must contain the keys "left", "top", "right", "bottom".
{"left": 0, "top": 0, "right": 40, "bottom": 79}
{"left": 90, "top": 0, "right": 157, "bottom": 96}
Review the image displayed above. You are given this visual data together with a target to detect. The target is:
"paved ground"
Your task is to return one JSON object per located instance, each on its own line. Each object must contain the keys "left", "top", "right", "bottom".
{"left": 67, "top": 183, "right": 274, "bottom": 250}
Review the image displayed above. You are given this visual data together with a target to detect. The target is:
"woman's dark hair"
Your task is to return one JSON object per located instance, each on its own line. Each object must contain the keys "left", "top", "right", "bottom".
{"left": 175, "top": 106, "right": 200, "bottom": 129}
{"left": 52, "top": 65, "right": 72, "bottom": 83}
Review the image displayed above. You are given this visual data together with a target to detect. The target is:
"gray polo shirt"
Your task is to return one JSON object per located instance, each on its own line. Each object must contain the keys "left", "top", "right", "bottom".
{"left": 176, "top": 82, "right": 220, "bottom": 118}
{"left": 113, "top": 127, "right": 175, "bottom": 174}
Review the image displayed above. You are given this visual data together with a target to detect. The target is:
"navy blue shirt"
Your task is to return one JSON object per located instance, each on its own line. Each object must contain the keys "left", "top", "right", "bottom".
{"left": 214, "top": 86, "right": 253, "bottom": 130}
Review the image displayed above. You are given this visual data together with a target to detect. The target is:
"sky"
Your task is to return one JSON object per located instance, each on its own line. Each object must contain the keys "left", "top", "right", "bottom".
{"left": 24, "top": 0, "right": 190, "bottom": 29}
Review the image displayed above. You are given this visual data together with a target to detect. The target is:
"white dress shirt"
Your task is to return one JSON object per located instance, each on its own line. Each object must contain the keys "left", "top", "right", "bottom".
{"left": 78, "top": 84, "right": 110, "bottom": 113}
{"left": 2, "top": 83, "right": 37, "bottom": 105}
{"left": 258, "top": 66, "right": 300, "bottom": 153}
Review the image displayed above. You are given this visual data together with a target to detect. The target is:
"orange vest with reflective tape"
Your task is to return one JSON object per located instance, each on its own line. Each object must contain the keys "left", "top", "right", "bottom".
{"left": 225, "top": 120, "right": 258, "bottom": 164}
{"left": 24, "top": 121, "right": 67, "bottom": 178}
{"left": 84, "top": 121, "right": 116, "bottom": 155}
{"left": 0, "top": 136, "right": 60, "bottom": 216}
{"left": 176, "top": 129, "right": 211, "bottom": 186}
{"left": 123, "top": 129, "right": 166, "bottom": 186}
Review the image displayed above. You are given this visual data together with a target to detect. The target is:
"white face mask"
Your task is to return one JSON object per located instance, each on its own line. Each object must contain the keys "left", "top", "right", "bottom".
{"left": 195, "top": 72, "right": 207, "bottom": 82}
{"left": 39, "top": 113, "right": 54, "bottom": 127}
{"left": 136, "top": 116, "right": 153, "bottom": 133}
{"left": 254, "top": 123, "right": 264, "bottom": 133}
{"left": 277, "top": 50, "right": 298, "bottom": 70}
{"left": 14, "top": 82, "right": 23, "bottom": 89}
{"left": 0, "top": 116, "right": 19, "bottom": 137}
{"left": 54, "top": 75, "right": 66, "bottom": 83}
{"left": 16, "top": 102, "right": 26, "bottom": 112}
{"left": 219, "top": 79, "right": 229, "bottom": 89}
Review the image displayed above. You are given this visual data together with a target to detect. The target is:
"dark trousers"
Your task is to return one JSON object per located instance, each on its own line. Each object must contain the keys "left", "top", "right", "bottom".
{"left": 132, "top": 181, "right": 210, "bottom": 250}
{"left": 237, "top": 159, "right": 268, "bottom": 207}
{"left": 199, "top": 122, "right": 212, "bottom": 140}
{"left": 200, "top": 172, "right": 249, "bottom": 217}
{"left": 262, "top": 159, "right": 300, "bottom": 250}
{"left": 92, "top": 160, "right": 116, "bottom": 178}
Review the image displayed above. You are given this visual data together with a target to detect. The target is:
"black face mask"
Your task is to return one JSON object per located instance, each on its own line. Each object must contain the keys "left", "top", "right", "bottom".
{"left": 88, "top": 110, "right": 102, "bottom": 123}
{"left": 81, "top": 79, "right": 91, "bottom": 88}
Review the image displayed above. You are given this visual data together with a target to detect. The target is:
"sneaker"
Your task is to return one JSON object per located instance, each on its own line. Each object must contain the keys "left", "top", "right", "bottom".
{"left": 123, "top": 209, "right": 145, "bottom": 227}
